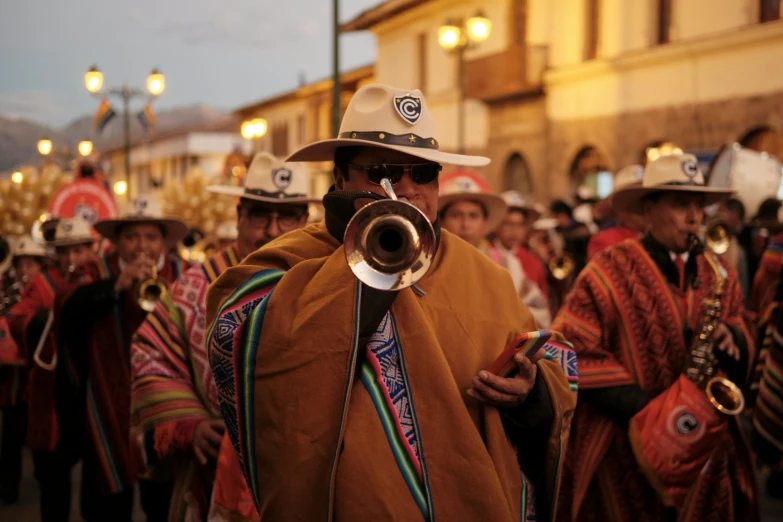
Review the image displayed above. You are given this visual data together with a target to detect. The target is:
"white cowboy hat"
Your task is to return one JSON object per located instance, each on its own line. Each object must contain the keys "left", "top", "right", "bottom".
{"left": 93, "top": 196, "right": 188, "bottom": 246}
{"left": 612, "top": 153, "right": 735, "bottom": 214}
{"left": 286, "top": 84, "right": 489, "bottom": 167}
{"left": 500, "top": 190, "right": 543, "bottom": 221}
{"left": 49, "top": 217, "right": 96, "bottom": 247}
{"left": 608, "top": 164, "right": 644, "bottom": 209}
{"left": 438, "top": 170, "right": 507, "bottom": 231}
{"left": 215, "top": 221, "right": 238, "bottom": 241}
{"left": 12, "top": 235, "right": 51, "bottom": 258}
{"left": 206, "top": 152, "right": 319, "bottom": 205}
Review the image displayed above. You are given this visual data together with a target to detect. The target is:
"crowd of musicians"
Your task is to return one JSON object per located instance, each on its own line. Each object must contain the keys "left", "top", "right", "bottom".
{"left": 0, "top": 83, "right": 782, "bottom": 522}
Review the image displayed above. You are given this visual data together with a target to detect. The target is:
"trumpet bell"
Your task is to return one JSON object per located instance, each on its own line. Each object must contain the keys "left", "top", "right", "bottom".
{"left": 344, "top": 199, "right": 436, "bottom": 291}
{"left": 706, "top": 376, "right": 745, "bottom": 416}
{"left": 138, "top": 279, "right": 167, "bottom": 312}
{"left": 705, "top": 223, "right": 730, "bottom": 255}
{"left": 549, "top": 254, "right": 574, "bottom": 281}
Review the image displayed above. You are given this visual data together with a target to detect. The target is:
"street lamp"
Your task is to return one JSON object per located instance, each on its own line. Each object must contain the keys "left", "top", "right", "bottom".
{"left": 113, "top": 180, "right": 128, "bottom": 195}
{"left": 241, "top": 118, "right": 268, "bottom": 151}
{"left": 38, "top": 138, "right": 53, "bottom": 156}
{"left": 438, "top": 11, "right": 492, "bottom": 154}
{"left": 11, "top": 172, "right": 23, "bottom": 184}
{"left": 84, "top": 64, "right": 165, "bottom": 197}
{"left": 78, "top": 140, "right": 94, "bottom": 157}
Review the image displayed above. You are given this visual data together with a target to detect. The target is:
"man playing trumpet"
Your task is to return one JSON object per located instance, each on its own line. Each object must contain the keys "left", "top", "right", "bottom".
{"left": 206, "top": 84, "right": 577, "bottom": 521}
{"left": 553, "top": 154, "right": 757, "bottom": 522}
{"left": 55, "top": 198, "right": 186, "bottom": 522}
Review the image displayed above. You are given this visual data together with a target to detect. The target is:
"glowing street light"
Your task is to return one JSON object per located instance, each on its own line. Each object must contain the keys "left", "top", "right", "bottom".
{"left": 38, "top": 139, "right": 53, "bottom": 156}
{"left": 11, "top": 172, "right": 23, "bottom": 184}
{"left": 466, "top": 12, "right": 492, "bottom": 43}
{"left": 78, "top": 140, "right": 93, "bottom": 157}
{"left": 147, "top": 68, "right": 165, "bottom": 96}
{"left": 241, "top": 118, "right": 268, "bottom": 139}
{"left": 438, "top": 22, "right": 462, "bottom": 50}
{"left": 85, "top": 65, "right": 104, "bottom": 94}
{"left": 113, "top": 180, "right": 128, "bottom": 195}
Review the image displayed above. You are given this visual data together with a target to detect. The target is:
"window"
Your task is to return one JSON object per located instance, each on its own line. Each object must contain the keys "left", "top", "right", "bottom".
{"left": 271, "top": 122, "right": 289, "bottom": 158}
{"left": 584, "top": 0, "right": 600, "bottom": 60}
{"left": 657, "top": 0, "right": 672, "bottom": 44}
{"left": 502, "top": 153, "right": 533, "bottom": 194}
{"left": 417, "top": 33, "right": 428, "bottom": 93}
{"left": 511, "top": 0, "right": 527, "bottom": 46}
{"left": 761, "top": 0, "right": 780, "bottom": 23}
{"left": 297, "top": 114, "right": 306, "bottom": 146}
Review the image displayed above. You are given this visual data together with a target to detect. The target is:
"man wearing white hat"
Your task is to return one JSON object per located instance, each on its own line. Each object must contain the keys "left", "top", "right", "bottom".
{"left": 438, "top": 171, "right": 551, "bottom": 327}
{"left": 586, "top": 164, "right": 648, "bottom": 260}
{"left": 206, "top": 84, "right": 577, "bottom": 521}
{"left": 54, "top": 199, "right": 187, "bottom": 521}
{"left": 553, "top": 153, "right": 756, "bottom": 521}
{"left": 495, "top": 190, "right": 550, "bottom": 309}
{"left": 7, "top": 217, "right": 95, "bottom": 519}
{"left": 130, "top": 152, "right": 315, "bottom": 522}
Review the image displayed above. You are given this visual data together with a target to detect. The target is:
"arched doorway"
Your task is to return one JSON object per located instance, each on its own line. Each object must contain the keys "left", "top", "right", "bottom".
{"left": 740, "top": 125, "right": 782, "bottom": 158}
{"left": 502, "top": 152, "right": 533, "bottom": 194}
{"left": 570, "top": 146, "right": 612, "bottom": 198}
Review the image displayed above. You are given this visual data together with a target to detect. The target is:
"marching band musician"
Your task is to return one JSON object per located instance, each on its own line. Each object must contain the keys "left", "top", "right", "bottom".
{"left": 54, "top": 198, "right": 186, "bottom": 522}
{"left": 0, "top": 235, "right": 49, "bottom": 504}
{"left": 7, "top": 218, "right": 95, "bottom": 520}
{"left": 130, "top": 152, "right": 313, "bottom": 522}
{"left": 205, "top": 84, "right": 577, "bottom": 521}
{"left": 437, "top": 171, "right": 551, "bottom": 327}
{"left": 553, "top": 154, "right": 757, "bottom": 522}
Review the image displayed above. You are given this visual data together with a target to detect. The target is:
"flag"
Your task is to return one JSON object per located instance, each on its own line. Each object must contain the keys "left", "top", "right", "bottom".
{"left": 92, "top": 99, "right": 116, "bottom": 133}
{"left": 137, "top": 103, "right": 156, "bottom": 134}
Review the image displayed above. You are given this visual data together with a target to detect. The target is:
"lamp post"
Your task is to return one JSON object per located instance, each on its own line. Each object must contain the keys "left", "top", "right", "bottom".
{"left": 78, "top": 140, "right": 94, "bottom": 157}
{"left": 240, "top": 118, "right": 269, "bottom": 153}
{"left": 37, "top": 138, "right": 53, "bottom": 157}
{"left": 438, "top": 12, "right": 491, "bottom": 155}
{"left": 84, "top": 65, "right": 165, "bottom": 188}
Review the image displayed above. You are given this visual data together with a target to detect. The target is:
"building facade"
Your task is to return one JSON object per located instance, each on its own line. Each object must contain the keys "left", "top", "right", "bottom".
{"left": 102, "top": 120, "right": 250, "bottom": 203}
{"left": 344, "top": 0, "right": 783, "bottom": 205}
{"left": 234, "top": 65, "right": 375, "bottom": 199}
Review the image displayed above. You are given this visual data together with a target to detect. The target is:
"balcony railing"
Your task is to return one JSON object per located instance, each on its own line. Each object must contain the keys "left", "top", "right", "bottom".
{"left": 463, "top": 45, "right": 548, "bottom": 102}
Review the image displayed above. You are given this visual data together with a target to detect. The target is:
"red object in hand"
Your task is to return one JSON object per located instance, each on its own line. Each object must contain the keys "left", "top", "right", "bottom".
{"left": 486, "top": 330, "right": 552, "bottom": 377}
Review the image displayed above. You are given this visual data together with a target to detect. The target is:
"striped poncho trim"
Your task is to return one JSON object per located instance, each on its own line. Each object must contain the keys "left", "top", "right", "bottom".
{"left": 208, "top": 269, "right": 285, "bottom": 510}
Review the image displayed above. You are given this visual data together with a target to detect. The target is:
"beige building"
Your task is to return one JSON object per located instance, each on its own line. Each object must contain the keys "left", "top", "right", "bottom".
{"left": 102, "top": 119, "right": 249, "bottom": 203}
{"left": 344, "top": 0, "right": 783, "bottom": 203}
{"left": 234, "top": 65, "right": 375, "bottom": 198}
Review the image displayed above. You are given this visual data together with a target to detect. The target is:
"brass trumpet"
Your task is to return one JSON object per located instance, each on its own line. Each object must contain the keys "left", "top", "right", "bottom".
{"left": 343, "top": 178, "right": 436, "bottom": 291}
{"left": 32, "top": 264, "right": 76, "bottom": 371}
{"left": 138, "top": 256, "right": 167, "bottom": 312}
{"left": 549, "top": 254, "right": 575, "bottom": 281}
{"left": 704, "top": 220, "right": 730, "bottom": 256}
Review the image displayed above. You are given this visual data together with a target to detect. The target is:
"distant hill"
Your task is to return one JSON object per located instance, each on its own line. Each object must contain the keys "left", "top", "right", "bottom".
{"left": 0, "top": 104, "right": 231, "bottom": 172}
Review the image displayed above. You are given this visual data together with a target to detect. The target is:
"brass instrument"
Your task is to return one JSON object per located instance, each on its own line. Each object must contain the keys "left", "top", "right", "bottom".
{"left": 684, "top": 234, "right": 745, "bottom": 415}
{"left": 0, "top": 237, "right": 27, "bottom": 316}
{"left": 177, "top": 228, "right": 206, "bottom": 263}
{"left": 181, "top": 237, "right": 219, "bottom": 264}
{"left": 138, "top": 256, "right": 167, "bottom": 312}
{"left": 703, "top": 220, "right": 730, "bottom": 256}
{"left": 32, "top": 264, "right": 76, "bottom": 371}
{"left": 535, "top": 220, "right": 574, "bottom": 281}
{"left": 549, "top": 254, "right": 575, "bottom": 281}
{"left": 343, "top": 178, "right": 436, "bottom": 291}
{"left": 32, "top": 213, "right": 58, "bottom": 245}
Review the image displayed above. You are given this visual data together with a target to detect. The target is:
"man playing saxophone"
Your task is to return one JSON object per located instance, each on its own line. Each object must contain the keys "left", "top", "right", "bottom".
{"left": 553, "top": 153, "right": 757, "bottom": 522}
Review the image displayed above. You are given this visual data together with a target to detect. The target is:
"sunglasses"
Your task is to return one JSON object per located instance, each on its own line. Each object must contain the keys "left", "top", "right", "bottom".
{"left": 347, "top": 162, "right": 442, "bottom": 186}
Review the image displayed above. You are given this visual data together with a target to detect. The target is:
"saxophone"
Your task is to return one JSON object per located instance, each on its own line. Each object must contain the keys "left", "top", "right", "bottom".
{"left": 684, "top": 228, "right": 745, "bottom": 415}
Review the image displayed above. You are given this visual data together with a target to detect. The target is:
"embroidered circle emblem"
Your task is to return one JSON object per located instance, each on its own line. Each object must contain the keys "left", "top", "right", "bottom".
{"left": 675, "top": 412, "right": 699, "bottom": 434}
{"left": 681, "top": 159, "right": 699, "bottom": 180}
{"left": 272, "top": 168, "right": 292, "bottom": 190}
{"left": 74, "top": 203, "right": 99, "bottom": 225}
{"left": 393, "top": 94, "right": 422, "bottom": 125}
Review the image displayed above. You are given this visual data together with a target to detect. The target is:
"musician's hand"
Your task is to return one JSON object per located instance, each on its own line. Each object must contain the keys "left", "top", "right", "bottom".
{"left": 714, "top": 323, "right": 740, "bottom": 361}
{"left": 192, "top": 419, "right": 225, "bottom": 465}
{"left": 467, "top": 350, "right": 543, "bottom": 408}
{"left": 114, "top": 257, "right": 153, "bottom": 293}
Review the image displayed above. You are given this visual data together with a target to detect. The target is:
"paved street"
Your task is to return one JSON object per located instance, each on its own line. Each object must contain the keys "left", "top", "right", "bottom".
{"left": 1, "top": 445, "right": 782, "bottom": 521}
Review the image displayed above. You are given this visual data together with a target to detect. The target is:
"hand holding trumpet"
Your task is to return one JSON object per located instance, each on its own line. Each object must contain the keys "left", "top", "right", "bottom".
{"left": 115, "top": 254, "right": 155, "bottom": 294}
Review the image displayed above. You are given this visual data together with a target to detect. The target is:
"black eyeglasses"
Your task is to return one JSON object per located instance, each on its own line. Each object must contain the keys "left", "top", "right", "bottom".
{"left": 347, "top": 162, "right": 442, "bottom": 186}
{"left": 241, "top": 207, "right": 307, "bottom": 231}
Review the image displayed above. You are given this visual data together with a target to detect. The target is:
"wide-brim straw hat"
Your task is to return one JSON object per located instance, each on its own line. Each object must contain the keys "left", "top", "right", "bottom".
{"left": 501, "top": 190, "right": 542, "bottom": 221}
{"left": 94, "top": 196, "right": 188, "bottom": 246}
{"left": 207, "top": 152, "right": 320, "bottom": 205}
{"left": 12, "top": 235, "right": 51, "bottom": 258}
{"left": 438, "top": 170, "right": 507, "bottom": 231}
{"left": 608, "top": 164, "right": 644, "bottom": 208}
{"left": 49, "top": 217, "right": 96, "bottom": 247}
{"left": 613, "top": 153, "right": 735, "bottom": 214}
{"left": 286, "top": 84, "right": 489, "bottom": 167}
